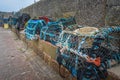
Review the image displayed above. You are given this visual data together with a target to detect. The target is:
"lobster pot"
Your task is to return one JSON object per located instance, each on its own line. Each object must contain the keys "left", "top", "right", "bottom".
{"left": 57, "top": 27, "right": 99, "bottom": 51}
{"left": 56, "top": 17, "right": 76, "bottom": 29}
{"left": 73, "top": 27, "right": 99, "bottom": 48}
{"left": 40, "top": 22, "right": 62, "bottom": 45}
{"left": 106, "top": 32, "right": 120, "bottom": 52}
{"left": 56, "top": 27, "right": 119, "bottom": 80}
{"left": 98, "top": 27, "right": 120, "bottom": 66}
{"left": 25, "top": 19, "right": 46, "bottom": 40}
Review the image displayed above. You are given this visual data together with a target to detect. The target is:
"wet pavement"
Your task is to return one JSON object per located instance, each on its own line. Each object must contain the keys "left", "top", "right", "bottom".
{"left": 0, "top": 27, "right": 62, "bottom": 80}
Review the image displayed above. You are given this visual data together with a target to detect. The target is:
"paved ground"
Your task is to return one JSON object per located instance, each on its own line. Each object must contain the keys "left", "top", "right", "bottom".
{"left": 108, "top": 64, "right": 120, "bottom": 79}
{"left": 0, "top": 27, "right": 62, "bottom": 80}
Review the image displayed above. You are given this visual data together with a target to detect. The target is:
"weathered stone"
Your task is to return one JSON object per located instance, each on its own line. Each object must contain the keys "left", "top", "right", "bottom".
{"left": 21, "top": 0, "right": 76, "bottom": 19}
{"left": 106, "top": 0, "right": 120, "bottom": 7}
{"left": 75, "top": 0, "right": 106, "bottom": 27}
{"left": 105, "top": 6, "right": 120, "bottom": 26}
{"left": 21, "top": 0, "right": 106, "bottom": 27}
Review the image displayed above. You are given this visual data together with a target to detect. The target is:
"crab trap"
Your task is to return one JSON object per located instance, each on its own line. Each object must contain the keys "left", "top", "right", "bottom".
{"left": 39, "top": 17, "right": 79, "bottom": 45}
{"left": 56, "top": 17, "right": 76, "bottom": 30}
{"left": 56, "top": 26, "right": 120, "bottom": 80}
{"left": 25, "top": 19, "right": 46, "bottom": 40}
{"left": 40, "top": 22, "right": 63, "bottom": 45}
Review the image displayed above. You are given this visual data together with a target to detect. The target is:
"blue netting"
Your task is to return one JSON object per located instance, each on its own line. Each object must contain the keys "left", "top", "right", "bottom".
{"left": 25, "top": 19, "right": 46, "bottom": 40}
{"left": 56, "top": 27, "right": 120, "bottom": 80}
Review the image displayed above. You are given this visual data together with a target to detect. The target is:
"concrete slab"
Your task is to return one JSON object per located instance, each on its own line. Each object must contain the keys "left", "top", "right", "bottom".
{"left": 0, "top": 27, "right": 63, "bottom": 80}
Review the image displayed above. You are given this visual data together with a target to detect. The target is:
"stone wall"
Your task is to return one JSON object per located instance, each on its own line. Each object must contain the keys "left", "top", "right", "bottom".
{"left": 0, "top": 12, "right": 13, "bottom": 18}
{"left": 21, "top": 0, "right": 76, "bottom": 18}
{"left": 20, "top": 0, "right": 120, "bottom": 27}
{"left": 106, "top": 0, "right": 120, "bottom": 26}
{"left": 75, "top": 0, "right": 106, "bottom": 27}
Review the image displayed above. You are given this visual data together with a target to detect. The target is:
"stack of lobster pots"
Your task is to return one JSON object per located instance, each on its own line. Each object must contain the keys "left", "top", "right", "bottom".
{"left": 12, "top": 15, "right": 120, "bottom": 80}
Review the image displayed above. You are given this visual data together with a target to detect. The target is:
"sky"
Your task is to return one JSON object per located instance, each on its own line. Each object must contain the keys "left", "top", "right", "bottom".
{"left": 0, "top": 0, "right": 39, "bottom": 12}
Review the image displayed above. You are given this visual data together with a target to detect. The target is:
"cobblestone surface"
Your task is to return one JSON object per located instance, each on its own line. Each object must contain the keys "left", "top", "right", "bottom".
{"left": 0, "top": 27, "right": 62, "bottom": 80}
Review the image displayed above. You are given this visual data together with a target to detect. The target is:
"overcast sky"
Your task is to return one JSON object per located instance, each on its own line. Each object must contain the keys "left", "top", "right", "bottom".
{"left": 0, "top": 0, "right": 39, "bottom": 12}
